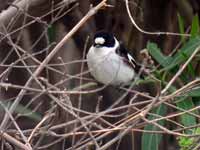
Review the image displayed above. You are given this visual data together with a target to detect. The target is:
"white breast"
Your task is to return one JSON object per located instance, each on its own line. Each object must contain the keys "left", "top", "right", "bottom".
{"left": 87, "top": 46, "right": 135, "bottom": 85}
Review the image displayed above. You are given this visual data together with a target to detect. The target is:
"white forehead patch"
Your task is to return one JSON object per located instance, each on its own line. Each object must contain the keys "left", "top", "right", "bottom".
{"left": 95, "top": 37, "right": 105, "bottom": 45}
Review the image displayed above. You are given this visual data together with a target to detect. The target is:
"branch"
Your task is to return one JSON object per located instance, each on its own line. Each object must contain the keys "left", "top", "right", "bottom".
{"left": 0, "top": 132, "right": 31, "bottom": 150}
{"left": 125, "top": 0, "right": 191, "bottom": 37}
{"left": 0, "top": 0, "right": 108, "bottom": 131}
{"left": 0, "top": 0, "right": 75, "bottom": 35}
{"left": 161, "top": 45, "right": 200, "bottom": 94}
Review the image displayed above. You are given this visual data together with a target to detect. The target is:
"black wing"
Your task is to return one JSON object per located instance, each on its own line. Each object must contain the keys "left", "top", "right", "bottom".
{"left": 116, "top": 43, "right": 143, "bottom": 77}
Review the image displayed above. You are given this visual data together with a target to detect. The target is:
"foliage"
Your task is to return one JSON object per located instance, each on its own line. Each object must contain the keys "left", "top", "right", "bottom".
{"left": 178, "top": 128, "right": 200, "bottom": 150}
{"left": 0, "top": 1, "right": 200, "bottom": 149}
{"left": 142, "top": 15, "right": 200, "bottom": 150}
{"left": 142, "top": 104, "right": 167, "bottom": 150}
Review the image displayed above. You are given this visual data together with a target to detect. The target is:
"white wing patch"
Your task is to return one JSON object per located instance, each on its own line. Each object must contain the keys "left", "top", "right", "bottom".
{"left": 95, "top": 37, "right": 105, "bottom": 45}
{"left": 127, "top": 53, "right": 136, "bottom": 68}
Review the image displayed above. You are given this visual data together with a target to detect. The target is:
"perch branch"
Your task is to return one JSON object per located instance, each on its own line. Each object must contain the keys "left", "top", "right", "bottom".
{"left": 0, "top": 0, "right": 108, "bottom": 130}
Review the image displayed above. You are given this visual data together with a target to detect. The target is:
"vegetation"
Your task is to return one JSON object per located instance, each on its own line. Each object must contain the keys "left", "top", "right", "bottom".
{"left": 0, "top": 0, "right": 200, "bottom": 150}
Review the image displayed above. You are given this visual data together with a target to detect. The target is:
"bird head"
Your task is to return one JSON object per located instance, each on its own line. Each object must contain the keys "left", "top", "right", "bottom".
{"left": 93, "top": 31, "right": 116, "bottom": 48}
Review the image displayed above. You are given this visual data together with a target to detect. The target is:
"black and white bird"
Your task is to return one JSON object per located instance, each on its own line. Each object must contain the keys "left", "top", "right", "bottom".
{"left": 87, "top": 31, "right": 142, "bottom": 86}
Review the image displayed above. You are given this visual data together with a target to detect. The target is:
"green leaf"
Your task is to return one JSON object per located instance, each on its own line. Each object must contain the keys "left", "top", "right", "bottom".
{"left": 190, "top": 14, "right": 200, "bottom": 38}
{"left": 48, "top": 25, "right": 56, "bottom": 43}
{"left": 166, "top": 86, "right": 197, "bottom": 133}
{"left": 184, "top": 87, "right": 200, "bottom": 97}
{"left": 178, "top": 51, "right": 196, "bottom": 77}
{"left": 186, "top": 63, "right": 195, "bottom": 78}
{"left": 142, "top": 104, "right": 167, "bottom": 150}
{"left": 148, "top": 37, "right": 200, "bottom": 72}
{"left": 195, "top": 127, "right": 200, "bottom": 134}
{"left": 178, "top": 136, "right": 193, "bottom": 150}
{"left": 177, "top": 13, "right": 185, "bottom": 43}
{"left": 147, "top": 42, "right": 172, "bottom": 67}
{"left": 15, "top": 104, "right": 42, "bottom": 121}
{"left": 163, "top": 36, "right": 200, "bottom": 71}
{"left": 178, "top": 127, "right": 200, "bottom": 150}
{"left": 0, "top": 102, "right": 42, "bottom": 121}
{"left": 176, "top": 97, "right": 197, "bottom": 133}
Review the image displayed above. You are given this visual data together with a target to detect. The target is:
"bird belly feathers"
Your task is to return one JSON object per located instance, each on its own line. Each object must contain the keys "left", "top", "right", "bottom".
{"left": 87, "top": 47, "right": 135, "bottom": 85}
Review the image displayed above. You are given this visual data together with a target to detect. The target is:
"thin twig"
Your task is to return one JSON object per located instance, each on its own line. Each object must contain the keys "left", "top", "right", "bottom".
{"left": 161, "top": 45, "right": 200, "bottom": 94}
{"left": 0, "top": 132, "right": 31, "bottom": 150}
{"left": 0, "top": 102, "right": 32, "bottom": 149}
{"left": 28, "top": 113, "right": 55, "bottom": 142}
{"left": 125, "top": 0, "right": 191, "bottom": 37}
{"left": 0, "top": 0, "right": 108, "bottom": 130}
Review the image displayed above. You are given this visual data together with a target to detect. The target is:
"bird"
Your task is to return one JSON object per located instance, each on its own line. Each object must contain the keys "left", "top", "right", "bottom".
{"left": 86, "top": 31, "right": 143, "bottom": 86}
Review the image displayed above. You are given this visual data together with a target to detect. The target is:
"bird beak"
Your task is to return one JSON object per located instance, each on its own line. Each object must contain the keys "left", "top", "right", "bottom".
{"left": 95, "top": 44, "right": 101, "bottom": 48}
{"left": 94, "top": 43, "right": 101, "bottom": 48}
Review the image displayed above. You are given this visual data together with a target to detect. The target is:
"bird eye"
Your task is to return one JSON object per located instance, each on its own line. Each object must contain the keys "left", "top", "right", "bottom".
{"left": 94, "top": 37, "right": 105, "bottom": 45}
